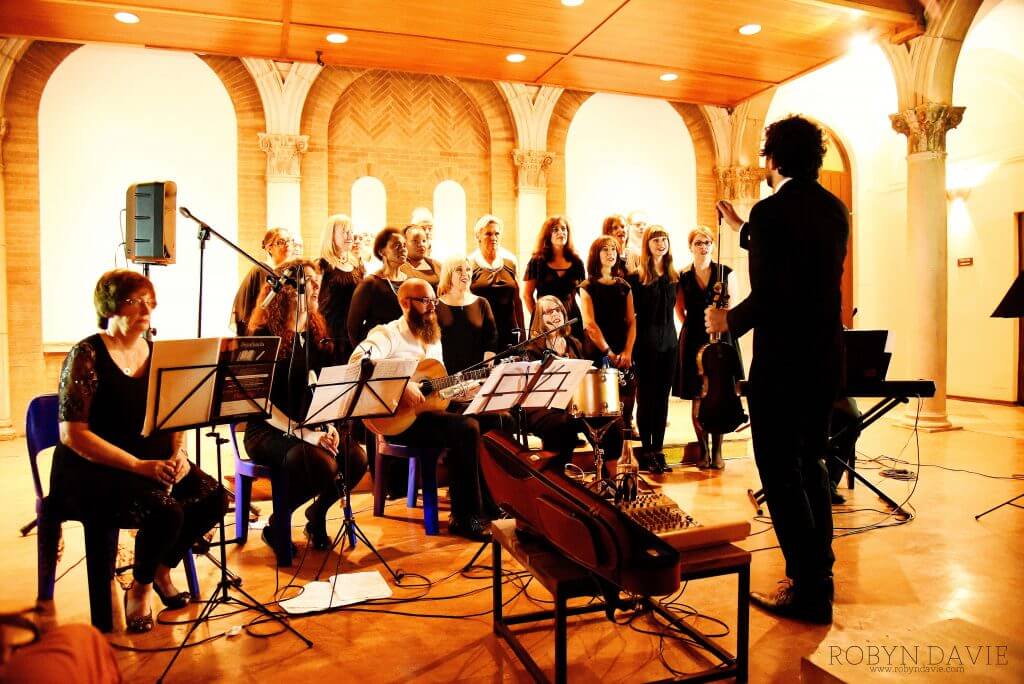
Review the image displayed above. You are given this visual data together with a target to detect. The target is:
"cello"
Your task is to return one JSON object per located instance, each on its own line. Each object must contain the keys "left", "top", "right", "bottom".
{"left": 695, "top": 230, "right": 747, "bottom": 441}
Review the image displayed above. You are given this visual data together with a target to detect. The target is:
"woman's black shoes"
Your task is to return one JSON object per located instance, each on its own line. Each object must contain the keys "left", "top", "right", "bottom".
{"left": 304, "top": 521, "right": 332, "bottom": 550}
{"left": 153, "top": 583, "right": 191, "bottom": 610}
{"left": 654, "top": 452, "right": 673, "bottom": 473}
{"left": 123, "top": 587, "right": 154, "bottom": 633}
{"left": 262, "top": 523, "right": 298, "bottom": 557}
{"left": 448, "top": 514, "right": 491, "bottom": 542}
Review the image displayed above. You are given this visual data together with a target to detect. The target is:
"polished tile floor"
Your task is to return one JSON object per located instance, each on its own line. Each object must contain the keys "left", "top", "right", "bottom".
{"left": 2, "top": 397, "right": 1022, "bottom": 682}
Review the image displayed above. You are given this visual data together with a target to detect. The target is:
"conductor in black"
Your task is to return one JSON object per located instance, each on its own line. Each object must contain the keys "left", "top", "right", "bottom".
{"left": 707, "top": 115, "right": 847, "bottom": 624}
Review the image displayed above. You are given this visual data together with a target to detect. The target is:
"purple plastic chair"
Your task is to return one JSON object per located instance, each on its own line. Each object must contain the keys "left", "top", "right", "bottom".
{"left": 373, "top": 434, "right": 446, "bottom": 535}
{"left": 28, "top": 393, "right": 200, "bottom": 632}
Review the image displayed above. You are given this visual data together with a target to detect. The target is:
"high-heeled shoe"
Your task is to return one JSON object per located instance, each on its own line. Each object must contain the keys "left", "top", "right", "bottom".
{"left": 153, "top": 582, "right": 191, "bottom": 610}
{"left": 262, "top": 523, "right": 298, "bottom": 557}
{"left": 304, "top": 520, "right": 332, "bottom": 550}
{"left": 123, "top": 586, "right": 154, "bottom": 633}
{"left": 654, "top": 451, "right": 673, "bottom": 473}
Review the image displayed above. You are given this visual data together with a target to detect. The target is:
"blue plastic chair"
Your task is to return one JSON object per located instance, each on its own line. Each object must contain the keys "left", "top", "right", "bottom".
{"left": 373, "top": 433, "right": 446, "bottom": 535}
{"left": 229, "top": 423, "right": 356, "bottom": 566}
{"left": 29, "top": 394, "right": 200, "bottom": 633}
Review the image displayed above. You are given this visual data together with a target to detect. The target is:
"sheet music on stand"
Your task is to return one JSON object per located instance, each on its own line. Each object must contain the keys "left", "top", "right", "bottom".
{"left": 302, "top": 357, "right": 418, "bottom": 427}
{"left": 464, "top": 358, "right": 592, "bottom": 415}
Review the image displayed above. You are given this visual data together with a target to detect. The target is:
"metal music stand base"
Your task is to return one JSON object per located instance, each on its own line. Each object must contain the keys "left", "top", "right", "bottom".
{"left": 975, "top": 491, "right": 1024, "bottom": 520}
{"left": 159, "top": 431, "right": 311, "bottom": 683}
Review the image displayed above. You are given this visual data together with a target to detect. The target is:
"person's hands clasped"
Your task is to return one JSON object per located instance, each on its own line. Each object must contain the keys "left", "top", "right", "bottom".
{"left": 610, "top": 350, "right": 632, "bottom": 370}
{"left": 318, "top": 425, "right": 340, "bottom": 456}
{"left": 135, "top": 459, "right": 177, "bottom": 488}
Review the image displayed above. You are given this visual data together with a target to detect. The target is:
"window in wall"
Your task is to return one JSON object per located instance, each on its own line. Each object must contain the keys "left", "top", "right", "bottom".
{"left": 431, "top": 180, "right": 467, "bottom": 261}
{"left": 565, "top": 93, "right": 696, "bottom": 261}
{"left": 39, "top": 43, "right": 238, "bottom": 342}
{"left": 351, "top": 176, "right": 387, "bottom": 241}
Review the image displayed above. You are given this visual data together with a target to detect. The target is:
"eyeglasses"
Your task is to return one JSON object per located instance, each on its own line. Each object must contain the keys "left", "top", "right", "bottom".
{"left": 408, "top": 296, "right": 439, "bottom": 308}
{"left": 122, "top": 296, "right": 157, "bottom": 309}
{"left": 692, "top": 240, "right": 713, "bottom": 247}
{"left": 270, "top": 239, "right": 293, "bottom": 249}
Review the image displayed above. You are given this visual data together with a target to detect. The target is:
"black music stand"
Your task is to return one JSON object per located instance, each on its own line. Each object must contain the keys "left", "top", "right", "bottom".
{"left": 299, "top": 358, "right": 412, "bottom": 585}
{"left": 976, "top": 272, "right": 1024, "bottom": 520}
{"left": 151, "top": 350, "right": 312, "bottom": 683}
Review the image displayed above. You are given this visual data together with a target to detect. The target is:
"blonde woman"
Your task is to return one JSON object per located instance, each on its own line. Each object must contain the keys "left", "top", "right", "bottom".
{"left": 317, "top": 214, "right": 364, "bottom": 362}
{"left": 437, "top": 257, "right": 497, "bottom": 374}
{"left": 469, "top": 215, "right": 525, "bottom": 350}
{"left": 626, "top": 226, "right": 681, "bottom": 474}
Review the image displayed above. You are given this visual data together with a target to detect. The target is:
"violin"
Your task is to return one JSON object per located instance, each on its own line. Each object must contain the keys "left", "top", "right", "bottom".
{"left": 695, "top": 245, "right": 747, "bottom": 435}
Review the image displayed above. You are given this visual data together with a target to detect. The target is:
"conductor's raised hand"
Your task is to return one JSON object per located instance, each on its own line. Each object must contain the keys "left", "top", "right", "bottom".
{"left": 716, "top": 200, "right": 743, "bottom": 232}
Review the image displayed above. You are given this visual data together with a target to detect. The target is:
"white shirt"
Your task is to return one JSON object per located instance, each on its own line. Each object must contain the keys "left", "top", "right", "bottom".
{"left": 349, "top": 316, "right": 443, "bottom": 364}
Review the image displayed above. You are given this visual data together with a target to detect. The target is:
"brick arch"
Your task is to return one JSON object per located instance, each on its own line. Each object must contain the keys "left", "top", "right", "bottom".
{"left": 3, "top": 41, "right": 80, "bottom": 430}
{"left": 669, "top": 103, "right": 720, "bottom": 228}
{"left": 197, "top": 56, "right": 267, "bottom": 276}
{"left": 545, "top": 90, "right": 592, "bottom": 218}
{"left": 325, "top": 70, "right": 491, "bottom": 239}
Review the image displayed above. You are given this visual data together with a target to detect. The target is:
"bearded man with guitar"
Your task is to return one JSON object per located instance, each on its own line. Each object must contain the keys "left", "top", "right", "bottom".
{"left": 706, "top": 115, "right": 848, "bottom": 625}
{"left": 350, "top": 278, "right": 492, "bottom": 541}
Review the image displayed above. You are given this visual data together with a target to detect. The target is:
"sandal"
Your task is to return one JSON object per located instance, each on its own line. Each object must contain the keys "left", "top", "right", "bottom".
{"left": 123, "top": 586, "right": 154, "bottom": 633}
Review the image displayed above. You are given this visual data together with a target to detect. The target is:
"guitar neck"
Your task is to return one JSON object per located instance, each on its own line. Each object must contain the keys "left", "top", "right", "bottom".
{"left": 423, "top": 366, "right": 491, "bottom": 392}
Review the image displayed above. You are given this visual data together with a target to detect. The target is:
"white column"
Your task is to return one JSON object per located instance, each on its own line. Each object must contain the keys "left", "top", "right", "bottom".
{"left": 890, "top": 103, "right": 964, "bottom": 430}
{"left": 512, "top": 149, "right": 554, "bottom": 263}
{"left": 0, "top": 117, "right": 14, "bottom": 439}
{"left": 258, "top": 132, "right": 308, "bottom": 242}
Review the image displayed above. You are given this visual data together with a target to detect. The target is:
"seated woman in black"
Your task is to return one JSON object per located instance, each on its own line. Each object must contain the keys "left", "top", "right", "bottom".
{"left": 245, "top": 259, "right": 368, "bottom": 560}
{"left": 52, "top": 269, "right": 227, "bottom": 633}
{"left": 524, "top": 296, "right": 622, "bottom": 472}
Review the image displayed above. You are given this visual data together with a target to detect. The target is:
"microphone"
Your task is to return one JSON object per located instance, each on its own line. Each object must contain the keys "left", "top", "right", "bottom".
{"left": 259, "top": 267, "right": 294, "bottom": 309}
{"left": 178, "top": 206, "right": 210, "bottom": 229}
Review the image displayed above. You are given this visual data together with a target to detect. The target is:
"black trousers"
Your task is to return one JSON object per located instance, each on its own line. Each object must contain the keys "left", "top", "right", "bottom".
{"left": 525, "top": 409, "right": 623, "bottom": 473}
{"left": 748, "top": 384, "right": 835, "bottom": 586}
{"left": 634, "top": 346, "right": 677, "bottom": 452}
{"left": 245, "top": 426, "right": 368, "bottom": 522}
{"left": 98, "top": 466, "right": 227, "bottom": 585}
{"left": 390, "top": 411, "right": 485, "bottom": 519}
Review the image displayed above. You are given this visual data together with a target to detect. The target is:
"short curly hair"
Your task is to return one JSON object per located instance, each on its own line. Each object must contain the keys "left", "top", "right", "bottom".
{"left": 93, "top": 269, "right": 155, "bottom": 329}
{"left": 761, "top": 115, "right": 827, "bottom": 181}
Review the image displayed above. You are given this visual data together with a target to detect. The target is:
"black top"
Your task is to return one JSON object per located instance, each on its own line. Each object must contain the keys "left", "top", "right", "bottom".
{"left": 525, "top": 335, "right": 584, "bottom": 362}
{"left": 728, "top": 178, "right": 848, "bottom": 394}
{"left": 231, "top": 265, "right": 269, "bottom": 333}
{"left": 674, "top": 262, "right": 742, "bottom": 399}
{"left": 347, "top": 274, "right": 403, "bottom": 351}
{"left": 579, "top": 278, "right": 631, "bottom": 361}
{"left": 627, "top": 272, "right": 678, "bottom": 354}
{"left": 318, "top": 258, "right": 364, "bottom": 362}
{"left": 471, "top": 258, "right": 524, "bottom": 350}
{"left": 246, "top": 327, "right": 330, "bottom": 443}
{"left": 437, "top": 298, "right": 498, "bottom": 373}
{"left": 525, "top": 254, "right": 585, "bottom": 338}
{"left": 50, "top": 334, "right": 173, "bottom": 503}
{"left": 400, "top": 259, "right": 442, "bottom": 290}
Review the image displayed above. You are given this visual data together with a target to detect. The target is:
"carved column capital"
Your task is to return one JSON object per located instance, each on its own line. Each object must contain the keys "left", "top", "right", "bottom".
{"left": 890, "top": 103, "right": 965, "bottom": 154}
{"left": 715, "top": 165, "right": 766, "bottom": 201}
{"left": 258, "top": 132, "right": 309, "bottom": 180}
{"left": 512, "top": 149, "right": 554, "bottom": 191}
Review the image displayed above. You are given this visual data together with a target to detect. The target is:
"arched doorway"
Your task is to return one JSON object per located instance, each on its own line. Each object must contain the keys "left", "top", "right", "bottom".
{"left": 817, "top": 127, "right": 855, "bottom": 328}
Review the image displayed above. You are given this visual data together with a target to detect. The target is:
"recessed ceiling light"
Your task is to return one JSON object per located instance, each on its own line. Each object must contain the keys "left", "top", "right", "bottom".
{"left": 114, "top": 11, "right": 140, "bottom": 24}
{"left": 659, "top": 73, "right": 679, "bottom": 82}
{"left": 506, "top": 53, "right": 527, "bottom": 63}
{"left": 849, "top": 32, "right": 874, "bottom": 52}
{"left": 738, "top": 24, "right": 762, "bottom": 36}
{"left": 561, "top": 0, "right": 585, "bottom": 6}
{"left": 326, "top": 32, "right": 348, "bottom": 44}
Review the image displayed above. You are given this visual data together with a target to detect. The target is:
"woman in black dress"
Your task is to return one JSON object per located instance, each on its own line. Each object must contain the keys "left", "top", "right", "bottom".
{"left": 469, "top": 214, "right": 524, "bottom": 351}
{"left": 347, "top": 227, "right": 409, "bottom": 350}
{"left": 523, "top": 215, "right": 585, "bottom": 341}
{"left": 230, "top": 227, "right": 295, "bottom": 333}
{"left": 601, "top": 214, "right": 631, "bottom": 277}
{"left": 317, "top": 214, "right": 364, "bottom": 363}
{"left": 437, "top": 256, "right": 498, "bottom": 374}
{"left": 245, "top": 259, "right": 368, "bottom": 560}
{"left": 674, "top": 226, "right": 741, "bottom": 469}
{"left": 400, "top": 224, "right": 442, "bottom": 289}
{"left": 627, "top": 226, "right": 680, "bottom": 474}
{"left": 524, "top": 296, "right": 622, "bottom": 472}
{"left": 53, "top": 270, "right": 227, "bottom": 632}
{"left": 579, "top": 236, "right": 637, "bottom": 435}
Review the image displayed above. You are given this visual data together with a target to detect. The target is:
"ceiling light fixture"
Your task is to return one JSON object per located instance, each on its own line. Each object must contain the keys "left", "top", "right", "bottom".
{"left": 114, "top": 11, "right": 140, "bottom": 24}
{"left": 849, "top": 32, "right": 874, "bottom": 52}
{"left": 326, "top": 32, "right": 348, "bottom": 44}
{"left": 561, "top": 0, "right": 585, "bottom": 6}
{"left": 506, "top": 53, "right": 527, "bottom": 63}
{"left": 659, "top": 73, "right": 679, "bottom": 82}
{"left": 738, "top": 24, "right": 762, "bottom": 36}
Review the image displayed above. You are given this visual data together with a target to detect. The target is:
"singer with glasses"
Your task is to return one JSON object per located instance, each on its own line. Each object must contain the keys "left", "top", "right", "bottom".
{"left": 230, "top": 227, "right": 296, "bottom": 334}
{"left": 245, "top": 259, "right": 368, "bottom": 558}
{"left": 469, "top": 215, "right": 524, "bottom": 351}
{"left": 524, "top": 296, "right": 622, "bottom": 474}
{"left": 673, "top": 226, "right": 742, "bottom": 469}
{"left": 51, "top": 269, "right": 228, "bottom": 633}
{"left": 317, "top": 214, "right": 364, "bottom": 364}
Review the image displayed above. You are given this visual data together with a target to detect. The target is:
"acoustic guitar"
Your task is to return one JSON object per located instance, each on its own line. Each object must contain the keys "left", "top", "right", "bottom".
{"left": 362, "top": 358, "right": 495, "bottom": 436}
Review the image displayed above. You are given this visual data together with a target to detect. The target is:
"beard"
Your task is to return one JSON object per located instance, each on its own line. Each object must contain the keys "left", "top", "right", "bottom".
{"left": 408, "top": 307, "right": 441, "bottom": 345}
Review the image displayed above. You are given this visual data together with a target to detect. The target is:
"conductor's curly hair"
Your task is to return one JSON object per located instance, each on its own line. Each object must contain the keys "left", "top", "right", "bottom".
{"left": 761, "top": 115, "right": 827, "bottom": 181}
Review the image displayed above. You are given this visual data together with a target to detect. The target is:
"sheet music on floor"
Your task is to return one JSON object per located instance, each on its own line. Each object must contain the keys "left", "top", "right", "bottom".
{"left": 278, "top": 570, "right": 394, "bottom": 614}
{"left": 304, "top": 357, "right": 418, "bottom": 425}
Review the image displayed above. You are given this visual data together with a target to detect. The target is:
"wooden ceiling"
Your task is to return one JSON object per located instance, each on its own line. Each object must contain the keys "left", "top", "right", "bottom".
{"left": 0, "top": 0, "right": 923, "bottom": 107}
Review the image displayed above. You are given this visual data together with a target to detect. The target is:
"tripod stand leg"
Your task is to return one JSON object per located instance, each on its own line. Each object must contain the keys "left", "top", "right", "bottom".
{"left": 461, "top": 539, "right": 490, "bottom": 572}
{"left": 975, "top": 492, "right": 1024, "bottom": 520}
